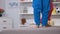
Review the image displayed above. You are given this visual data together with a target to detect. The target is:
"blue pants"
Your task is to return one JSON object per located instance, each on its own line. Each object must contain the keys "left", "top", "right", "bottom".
{"left": 33, "top": 0, "right": 50, "bottom": 26}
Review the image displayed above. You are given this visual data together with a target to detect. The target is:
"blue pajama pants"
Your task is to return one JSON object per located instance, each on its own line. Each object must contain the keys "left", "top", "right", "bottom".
{"left": 33, "top": 0, "right": 50, "bottom": 26}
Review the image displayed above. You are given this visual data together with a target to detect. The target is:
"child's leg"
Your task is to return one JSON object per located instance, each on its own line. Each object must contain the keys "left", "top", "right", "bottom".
{"left": 47, "top": 0, "right": 53, "bottom": 26}
{"left": 42, "top": 0, "right": 50, "bottom": 26}
{"left": 48, "top": 0, "right": 53, "bottom": 21}
{"left": 33, "top": 0, "right": 42, "bottom": 27}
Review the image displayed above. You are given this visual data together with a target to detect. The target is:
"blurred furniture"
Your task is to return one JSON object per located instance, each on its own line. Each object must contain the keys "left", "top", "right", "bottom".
{"left": 0, "top": 17, "right": 13, "bottom": 31}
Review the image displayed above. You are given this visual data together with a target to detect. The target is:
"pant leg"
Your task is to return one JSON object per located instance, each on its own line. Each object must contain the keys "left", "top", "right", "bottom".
{"left": 42, "top": 0, "right": 50, "bottom": 26}
{"left": 33, "top": 0, "right": 42, "bottom": 26}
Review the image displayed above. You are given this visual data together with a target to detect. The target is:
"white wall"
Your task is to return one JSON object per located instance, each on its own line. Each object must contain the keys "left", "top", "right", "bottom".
{"left": 0, "top": 0, "right": 5, "bottom": 9}
{"left": 5, "top": 0, "right": 20, "bottom": 29}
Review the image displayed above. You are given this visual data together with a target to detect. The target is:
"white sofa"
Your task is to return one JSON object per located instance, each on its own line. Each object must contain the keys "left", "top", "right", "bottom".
{"left": 0, "top": 26, "right": 60, "bottom": 34}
